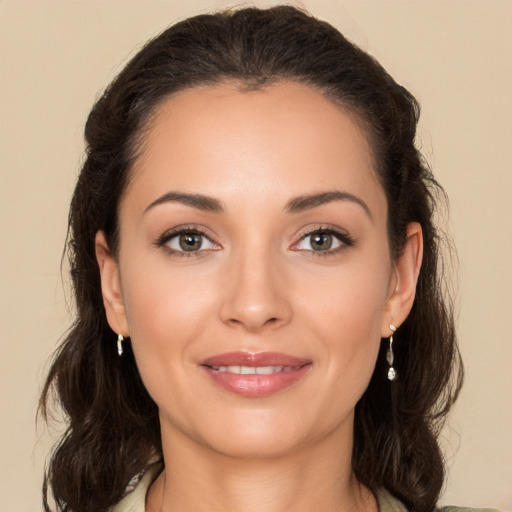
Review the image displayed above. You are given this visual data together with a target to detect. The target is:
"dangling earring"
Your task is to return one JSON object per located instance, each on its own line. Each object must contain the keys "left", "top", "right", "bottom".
{"left": 117, "top": 334, "right": 124, "bottom": 356}
{"left": 386, "top": 324, "right": 396, "bottom": 381}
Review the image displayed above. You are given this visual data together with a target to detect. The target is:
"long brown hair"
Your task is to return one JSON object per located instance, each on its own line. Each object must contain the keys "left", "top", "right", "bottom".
{"left": 40, "top": 6, "right": 463, "bottom": 512}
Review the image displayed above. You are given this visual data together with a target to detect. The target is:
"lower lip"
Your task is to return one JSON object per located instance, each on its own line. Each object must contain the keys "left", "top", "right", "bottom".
{"left": 202, "top": 365, "right": 311, "bottom": 398}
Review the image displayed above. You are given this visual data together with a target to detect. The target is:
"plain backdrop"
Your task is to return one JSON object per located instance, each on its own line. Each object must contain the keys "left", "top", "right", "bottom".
{"left": 0, "top": 1, "right": 511, "bottom": 511}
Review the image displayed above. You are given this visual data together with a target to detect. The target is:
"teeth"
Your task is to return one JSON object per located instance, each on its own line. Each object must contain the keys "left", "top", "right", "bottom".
{"left": 256, "top": 366, "right": 278, "bottom": 375}
{"left": 212, "top": 365, "right": 291, "bottom": 374}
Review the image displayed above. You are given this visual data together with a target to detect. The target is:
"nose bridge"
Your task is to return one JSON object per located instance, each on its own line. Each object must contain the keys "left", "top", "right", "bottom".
{"left": 220, "top": 236, "right": 292, "bottom": 331}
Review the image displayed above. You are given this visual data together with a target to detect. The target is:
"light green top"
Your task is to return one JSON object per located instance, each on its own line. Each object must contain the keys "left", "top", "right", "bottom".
{"left": 110, "top": 465, "right": 501, "bottom": 512}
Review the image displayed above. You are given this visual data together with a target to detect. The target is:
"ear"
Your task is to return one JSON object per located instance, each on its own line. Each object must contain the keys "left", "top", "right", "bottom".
{"left": 95, "top": 231, "right": 129, "bottom": 337}
{"left": 381, "top": 222, "right": 423, "bottom": 336}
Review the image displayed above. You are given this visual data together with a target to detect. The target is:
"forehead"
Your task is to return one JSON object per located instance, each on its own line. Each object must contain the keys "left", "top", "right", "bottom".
{"left": 123, "top": 81, "right": 384, "bottom": 215}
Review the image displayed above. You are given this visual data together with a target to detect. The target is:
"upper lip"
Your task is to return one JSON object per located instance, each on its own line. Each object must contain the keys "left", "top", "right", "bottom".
{"left": 201, "top": 351, "right": 311, "bottom": 368}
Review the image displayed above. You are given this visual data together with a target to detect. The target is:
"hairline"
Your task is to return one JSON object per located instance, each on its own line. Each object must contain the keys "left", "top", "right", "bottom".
{"left": 109, "top": 77, "right": 388, "bottom": 255}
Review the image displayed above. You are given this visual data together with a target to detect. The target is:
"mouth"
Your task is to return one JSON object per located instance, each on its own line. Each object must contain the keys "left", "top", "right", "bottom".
{"left": 200, "top": 352, "right": 312, "bottom": 398}
{"left": 208, "top": 365, "right": 303, "bottom": 374}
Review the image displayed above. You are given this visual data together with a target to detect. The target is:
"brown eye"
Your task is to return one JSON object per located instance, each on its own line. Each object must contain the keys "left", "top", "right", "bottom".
{"left": 292, "top": 228, "right": 352, "bottom": 254}
{"left": 310, "top": 233, "right": 333, "bottom": 251}
{"left": 161, "top": 229, "right": 219, "bottom": 255}
{"left": 179, "top": 233, "right": 203, "bottom": 251}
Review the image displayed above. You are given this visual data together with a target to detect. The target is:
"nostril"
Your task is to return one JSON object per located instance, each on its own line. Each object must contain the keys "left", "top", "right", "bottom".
{"left": 219, "top": 285, "right": 293, "bottom": 331}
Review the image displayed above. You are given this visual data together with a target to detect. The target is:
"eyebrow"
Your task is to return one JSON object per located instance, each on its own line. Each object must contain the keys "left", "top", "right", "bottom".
{"left": 144, "top": 190, "right": 372, "bottom": 220}
{"left": 144, "top": 192, "right": 224, "bottom": 214}
{"left": 285, "top": 191, "right": 373, "bottom": 220}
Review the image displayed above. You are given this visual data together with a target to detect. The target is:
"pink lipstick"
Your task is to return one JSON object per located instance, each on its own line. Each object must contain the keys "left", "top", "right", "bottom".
{"left": 200, "top": 352, "right": 312, "bottom": 397}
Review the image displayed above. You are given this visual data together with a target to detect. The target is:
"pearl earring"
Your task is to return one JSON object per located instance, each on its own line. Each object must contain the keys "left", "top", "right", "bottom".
{"left": 117, "top": 334, "right": 124, "bottom": 357}
{"left": 386, "top": 324, "right": 397, "bottom": 381}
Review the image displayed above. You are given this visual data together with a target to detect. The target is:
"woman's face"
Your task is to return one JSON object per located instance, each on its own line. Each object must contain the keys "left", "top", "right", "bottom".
{"left": 98, "top": 81, "right": 420, "bottom": 458}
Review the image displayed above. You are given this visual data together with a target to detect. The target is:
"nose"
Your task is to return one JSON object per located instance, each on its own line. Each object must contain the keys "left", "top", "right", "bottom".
{"left": 219, "top": 245, "right": 293, "bottom": 332}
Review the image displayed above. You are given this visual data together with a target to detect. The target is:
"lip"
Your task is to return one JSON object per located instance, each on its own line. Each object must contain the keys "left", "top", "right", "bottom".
{"left": 200, "top": 352, "right": 312, "bottom": 398}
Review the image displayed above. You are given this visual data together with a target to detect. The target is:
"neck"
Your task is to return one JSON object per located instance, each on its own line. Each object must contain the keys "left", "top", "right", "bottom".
{"left": 146, "top": 420, "right": 376, "bottom": 512}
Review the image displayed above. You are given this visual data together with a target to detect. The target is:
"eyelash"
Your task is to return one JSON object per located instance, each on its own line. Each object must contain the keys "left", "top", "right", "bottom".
{"left": 155, "top": 226, "right": 219, "bottom": 258}
{"left": 155, "top": 225, "right": 354, "bottom": 258}
{"left": 293, "top": 226, "right": 354, "bottom": 257}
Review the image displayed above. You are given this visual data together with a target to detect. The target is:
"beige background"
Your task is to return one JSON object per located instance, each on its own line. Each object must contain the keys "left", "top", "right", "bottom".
{"left": 0, "top": 1, "right": 511, "bottom": 511}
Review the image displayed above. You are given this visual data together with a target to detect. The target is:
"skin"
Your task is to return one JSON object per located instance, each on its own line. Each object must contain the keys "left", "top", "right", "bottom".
{"left": 96, "top": 81, "right": 422, "bottom": 512}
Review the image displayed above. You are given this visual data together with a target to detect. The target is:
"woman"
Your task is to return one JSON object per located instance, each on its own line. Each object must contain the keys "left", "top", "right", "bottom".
{"left": 40, "top": 6, "right": 491, "bottom": 512}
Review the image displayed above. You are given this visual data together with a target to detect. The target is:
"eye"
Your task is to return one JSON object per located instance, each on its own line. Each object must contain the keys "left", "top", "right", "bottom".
{"left": 157, "top": 228, "right": 220, "bottom": 255}
{"left": 292, "top": 227, "right": 353, "bottom": 254}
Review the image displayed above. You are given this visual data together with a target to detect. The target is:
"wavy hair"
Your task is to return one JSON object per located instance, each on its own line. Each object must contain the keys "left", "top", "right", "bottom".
{"left": 40, "top": 6, "right": 463, "bottom": 512}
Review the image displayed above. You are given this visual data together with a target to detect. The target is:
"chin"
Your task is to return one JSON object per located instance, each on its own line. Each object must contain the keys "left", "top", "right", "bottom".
{"left": 205, "top": 428, "right": 307, "bottom": 460}
{"left": 195, "top": 403, "right": 353, "bottom": 461}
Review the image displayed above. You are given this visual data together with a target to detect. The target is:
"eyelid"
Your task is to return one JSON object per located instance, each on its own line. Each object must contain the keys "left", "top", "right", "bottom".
{"left": 155, "top": 225, "right": 221, "bottom": 256}
{"left": 290, "top": 225, "right": 354, "bottom": 254}
{"left": 154, "top": 223, "right": 353, "bottom": 257}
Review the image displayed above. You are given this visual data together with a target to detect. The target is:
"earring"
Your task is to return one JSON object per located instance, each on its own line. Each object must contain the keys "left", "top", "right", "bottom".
{"left": 117, "top": 334, "right": 124, "bottom": 357}
{"left": 386, "top": 324, "right": 396, "bottom": 381}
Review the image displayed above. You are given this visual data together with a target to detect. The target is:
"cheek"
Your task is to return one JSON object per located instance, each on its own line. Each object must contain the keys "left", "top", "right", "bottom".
{"left": 118, "top": 271, "right": 216, "bottom": 428}
{"left": 122, "top": 250, "right": 217, "bottom": 328}
{"left": 298, "top": 255, "right": 391, "bottom": 334}
{"left": 119, "top": 260, "right": 218, "bottom": 380}
{"left": 296, "top": 257, "right": 390, "bottom": 382}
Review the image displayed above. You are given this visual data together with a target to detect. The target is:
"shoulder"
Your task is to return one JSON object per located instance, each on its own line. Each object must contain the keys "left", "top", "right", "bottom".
{"left": 109, "top": 463, "right": 161, "bottom": 512}
{"left": 376, "top": 489, "right": 408, "bottom": 512}
{"left": 376, "top": 490, "right": 502, "bottom": 512}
